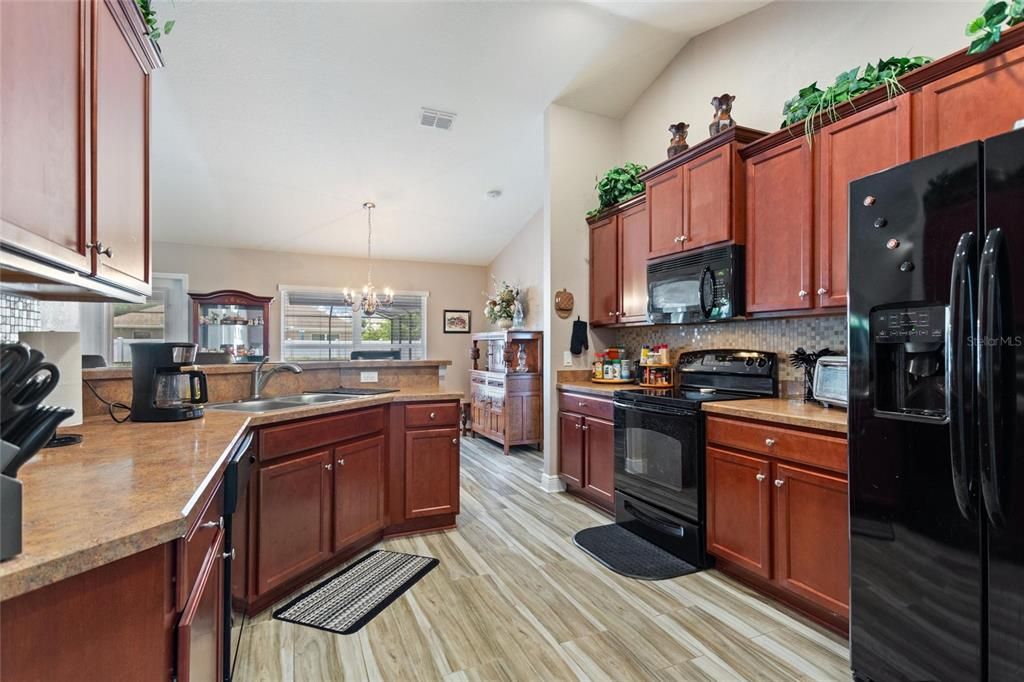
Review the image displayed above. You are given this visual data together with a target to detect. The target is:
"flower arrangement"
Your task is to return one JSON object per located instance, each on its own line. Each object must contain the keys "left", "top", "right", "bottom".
{"left": 484, "top": 279, "right": 520, "bottom": 328}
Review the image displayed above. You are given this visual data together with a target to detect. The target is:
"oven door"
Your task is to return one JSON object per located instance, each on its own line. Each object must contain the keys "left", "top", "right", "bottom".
{"left": 613, "top": 399, "right": 701, "bottom": 521}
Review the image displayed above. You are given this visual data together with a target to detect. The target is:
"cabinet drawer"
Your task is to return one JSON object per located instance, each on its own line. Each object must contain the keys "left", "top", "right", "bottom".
{"left": 706, "top": 416, "right": 847, "bottom": 474}
{"left": 259, "top": 407, "right": 385, "bottom": 462}
{"left": 178, "top": 479, "right": 224, "bottom": 610}
{"left": 405, "top": 401, "right": 459, "bottom": 428}
{"left": 558, "top": 392, "right": 613, "bottom": 421}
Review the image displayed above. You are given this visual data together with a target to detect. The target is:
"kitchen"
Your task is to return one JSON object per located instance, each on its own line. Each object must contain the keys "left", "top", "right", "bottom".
{"left": 2, "top": 1, "right": 1024, "bottom": 680}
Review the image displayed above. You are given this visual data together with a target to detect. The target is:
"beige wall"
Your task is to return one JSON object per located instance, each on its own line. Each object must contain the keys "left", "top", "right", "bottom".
{"left": 622, "top": 1, "right": 975, "bottom": 166}
{"left": 153, "top": 241, "right": 486, "bottom": 394}
{"left": 541, "top": 103, "right": 623, "bottom": 485}
{"left": 487, "top": 208, "right": 544, "bottom": 330}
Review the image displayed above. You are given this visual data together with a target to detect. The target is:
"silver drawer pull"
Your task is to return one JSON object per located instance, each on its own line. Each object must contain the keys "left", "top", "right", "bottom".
{"left": 577, "top": 401, "right": 587, "bottom": 408}
{"left": 765, "top": 438, "right": 776, "bottom": 447}
{"left": 223, "top": 548, "right": 236, "bottom": 560}
{"left": 429, "top": 412, "right": 436, "bottom": 419}
{"left": 451, "top": 438, "right": 458, "bottom": 444}
{"left": 774, "top": 479, "right": 784, "bottom": 487}
{"left": 755, "top": 473, "right": 766, "bottom": 482}
{"left": 200, "top": 517, "right": 223, "bottom": 530}
{"left": 325, "top": 463, "right": 333, "bottom": 471}
{"left": 337, "top": 458, "right": 345, "bottom": 466}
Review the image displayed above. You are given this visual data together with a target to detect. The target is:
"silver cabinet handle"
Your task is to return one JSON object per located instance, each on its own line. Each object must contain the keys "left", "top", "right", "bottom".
{"left": 798, "top": 290, "right": 808, "bottom": 298}
{"left": 337, "top": 458, "right": 345, "bottom": 466}
{"left": 765, "top": 438, "right": 776, "bottom": 447}
{"left": 756, "top": 473, "right": 766, "bottom": 482}
{"left": 582, "top": 424, "right": 590, "bottom": 431}
{"left": 608, "top": 311, "right": 615, "bottom": 316}
{"left": 774, "top": 479, "right": 784, "bottom": 487}
{"left": 577, "top": 401, "right": 587, "bottom": 408}
{"left": 575, "top": 423, "right": 581, "bottom": 429}
{"left": 200, "top": 517, "right": 223, "bottom": 530}
{"left": 451, "top": 438, "right": 458, "bottom": 444}
{"left": 86, "top": 241, "right": 113, "bottom": 257}
{"left": 325, "top": 463, "right": 333, "bottom": 471}
{"left": 681, "top": 235, "right": 688, "bottom": 242}
{"left": 817, "top": 287, "right": 828, "bottom": 295}
{"left": 223, "top": 548, "right": 236, "bottom": 560}
{"left": 429, "top": 412, "right": 436, "bottom": 420}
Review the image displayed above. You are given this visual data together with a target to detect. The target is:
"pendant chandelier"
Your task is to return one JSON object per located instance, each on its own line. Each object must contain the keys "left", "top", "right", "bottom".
{"left": 343, "top": 202, "right": 394, "bottom": 315}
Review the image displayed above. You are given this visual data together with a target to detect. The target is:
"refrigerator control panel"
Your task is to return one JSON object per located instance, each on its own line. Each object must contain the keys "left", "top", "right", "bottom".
{"left": 871, "top": 305, "right": 946, "bottom": 343}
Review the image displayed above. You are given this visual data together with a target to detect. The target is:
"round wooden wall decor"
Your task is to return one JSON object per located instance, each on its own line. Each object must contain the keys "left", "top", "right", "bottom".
{"left": 554, "top": 289, "right": 574, "bottom": 319}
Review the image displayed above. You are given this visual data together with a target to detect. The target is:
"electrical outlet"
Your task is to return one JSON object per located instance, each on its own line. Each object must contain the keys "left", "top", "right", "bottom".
{"left": 360, "top": 371, "right": 379, "bottom": 383}
{"left": 563, "top": 351, "right": 573, "bottom": 367}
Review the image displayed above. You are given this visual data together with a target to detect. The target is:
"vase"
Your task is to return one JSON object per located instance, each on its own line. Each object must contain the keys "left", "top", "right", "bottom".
{"left": 497, "top": 318, "right": 513, "bottom": 330}
{"left": 511, "top": 301, "right": 525, "bottom": 329}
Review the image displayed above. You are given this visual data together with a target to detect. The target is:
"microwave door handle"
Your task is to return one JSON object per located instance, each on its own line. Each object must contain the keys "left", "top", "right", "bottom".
{"left": 698, "top": 266, "right": 713, "bottom": 319}
{"left": 948, "top": 231, "right": 977, "bottom": 521}
{"left": 977, "top": 228, "right": 1012, "bottom": 528}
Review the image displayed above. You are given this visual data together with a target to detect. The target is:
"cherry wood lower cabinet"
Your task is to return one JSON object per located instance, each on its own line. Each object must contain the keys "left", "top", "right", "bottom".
{"left": 706, "top": 415, "right": 849, "bottom": 631}
{"left": 557, "top": 391, "right": 615, "bottom": 513}
{"left": 177, "top": 528, "right": 224, "bottom": 682}
{"left": 405, "top": 427, "right": 460, "bottom": 519}
{"left": 333, "top": 435, "right": 386, "bottom": 551}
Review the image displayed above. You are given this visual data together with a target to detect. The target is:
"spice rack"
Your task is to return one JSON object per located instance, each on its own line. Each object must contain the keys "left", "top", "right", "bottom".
{"left": 638, "top": 364, "right": 675, "bottom": 388}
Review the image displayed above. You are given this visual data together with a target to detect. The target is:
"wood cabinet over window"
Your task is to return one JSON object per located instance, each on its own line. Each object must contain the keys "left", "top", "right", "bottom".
{"left": 0, "top": 0, "right": 162, "bottom": 302}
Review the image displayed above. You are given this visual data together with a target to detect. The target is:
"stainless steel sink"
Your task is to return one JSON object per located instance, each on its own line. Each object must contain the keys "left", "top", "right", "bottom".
{"left": 208, "top": 393, "right": 360, "bottom": 412}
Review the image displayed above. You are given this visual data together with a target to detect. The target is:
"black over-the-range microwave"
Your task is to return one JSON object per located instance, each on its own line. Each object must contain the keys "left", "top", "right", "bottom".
{"left": 646, "top": 244, "right": 744, "bottom": 324}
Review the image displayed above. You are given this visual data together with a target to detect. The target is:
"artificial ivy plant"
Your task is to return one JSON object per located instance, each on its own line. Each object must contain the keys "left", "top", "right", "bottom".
{"left": 136, "top": 0, "right": 175, "bottom": 42}
{"left": 779, "top": 56, "right": 932, "bottom": 141}
{"left": 965, "top": 0, "right": 1024, "bottom": 54}
{"left": 587, "top": 163, "right": 648, "bottom": 218}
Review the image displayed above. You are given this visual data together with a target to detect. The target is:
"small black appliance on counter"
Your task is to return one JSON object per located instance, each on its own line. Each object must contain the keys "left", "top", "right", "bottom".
{"left": 130, "top": 342, "right": 208, "bottom": 422}
{"left": 612, "top": 349, "right": 777, "bottom": 568}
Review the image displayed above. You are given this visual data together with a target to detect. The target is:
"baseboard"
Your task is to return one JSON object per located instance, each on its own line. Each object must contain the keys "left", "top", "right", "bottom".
{"left": 538, "top": 472, "right": 566, "bottom": 493}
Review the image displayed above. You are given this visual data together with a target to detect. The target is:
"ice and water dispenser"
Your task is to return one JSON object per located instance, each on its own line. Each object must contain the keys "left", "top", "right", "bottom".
{"left": 871, "top": 305, "right": 948, "bottom": 420}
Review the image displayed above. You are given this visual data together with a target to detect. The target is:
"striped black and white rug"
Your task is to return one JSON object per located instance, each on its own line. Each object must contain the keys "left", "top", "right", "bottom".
{"left": 272, "top": 550, "right": 438, "bottom": 635}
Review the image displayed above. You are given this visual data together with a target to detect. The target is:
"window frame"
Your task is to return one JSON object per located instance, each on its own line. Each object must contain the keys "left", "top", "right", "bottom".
{"left": 277, "top": 284, "right": 429, "bottom": 362}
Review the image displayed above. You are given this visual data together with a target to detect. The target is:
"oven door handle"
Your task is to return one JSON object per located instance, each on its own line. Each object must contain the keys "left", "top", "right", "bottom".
{"left": 613, "top": 400, "right": 692, "bottom": 417}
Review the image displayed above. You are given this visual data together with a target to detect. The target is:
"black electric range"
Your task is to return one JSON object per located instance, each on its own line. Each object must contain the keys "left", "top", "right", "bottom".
{"left": 611, "top": 349, "right": 777, "bottom": 568}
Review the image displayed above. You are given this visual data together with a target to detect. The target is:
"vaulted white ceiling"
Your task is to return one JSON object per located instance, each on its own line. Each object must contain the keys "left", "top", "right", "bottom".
{"left": 150, "top": 1, "right": 766, "bottom": 265}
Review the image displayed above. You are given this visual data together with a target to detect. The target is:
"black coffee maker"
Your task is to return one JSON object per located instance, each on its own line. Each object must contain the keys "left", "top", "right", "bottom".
{"left": 130, "top": 343, "right": 208, "bottom": 422}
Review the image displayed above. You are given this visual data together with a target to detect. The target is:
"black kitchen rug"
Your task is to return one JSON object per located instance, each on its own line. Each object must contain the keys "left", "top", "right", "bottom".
{"left": 573, "top": 524, "right": 699, "bottom": 580}
{"left": 272, "top": 550, "right": 438, "bottom": 635}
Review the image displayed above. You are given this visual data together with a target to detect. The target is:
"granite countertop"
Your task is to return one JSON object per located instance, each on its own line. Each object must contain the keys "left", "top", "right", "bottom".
{"left": 555, "top": 380, "right": 646, "bottom": 397}
{"left": 83, "top": 358, "right": 453, "bottom": 380}
{"left": 702, "top": 398, "right": 848, "bottom": 435}
{"left": 0, "top": 388, "right": 462, "bottom": 601}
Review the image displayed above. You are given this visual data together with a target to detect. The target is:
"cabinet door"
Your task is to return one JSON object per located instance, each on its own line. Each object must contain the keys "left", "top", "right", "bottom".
{"left": 0, "top": 0, "right": 90, "bottom": 273}
{"left": 920, "top": 44, "right": 1024, "bottom": 155}
{"left": 773, "top": 463, "right": 849, "bottom": 618}
{"left": 618, "top": 203, "right": 649, "bottom": 324}
{"left": 817, "top": 95, "right": 911, "bottom": 309}
{"left": 490, "top": 397, "right": 505, "bottom": 437}
{"left": 589, "top": 215, "right": 619, "bottom": 326}
{"left": 683, "top": 146, "right": 732, "bottom": 250}
{"left": 92, "top": 0, "right": 150, "bottom": 294}
{"left": 745, "top": 138, "right": 814, "bottom": 313}
{"left": 405, "top": 428, "right": 460, "bottom": 518}
{"left": 256, "top": 450, "right": 332, "bottom": 595}
{"left": 706, "top": 447, "right": 772, "bottom": 578}
{"left": 647, "top": 167, "right": 684, "bottom": 258}
{"left": 333, "top": 436, "right": 385, "bottom": 551}
{"left": 558, "top": 412, "right": 585, "bottom": 488}
{"left": 583, "top": 417, "right": 615, "bottom": 510}
{"left": 177, "top": 529, "right": 224, "bottom": 682}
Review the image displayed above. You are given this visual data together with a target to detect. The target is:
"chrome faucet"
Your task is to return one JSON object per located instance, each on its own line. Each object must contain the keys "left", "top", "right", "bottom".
{"left": 251, "top": 358, "right": 302, "bottom": 399}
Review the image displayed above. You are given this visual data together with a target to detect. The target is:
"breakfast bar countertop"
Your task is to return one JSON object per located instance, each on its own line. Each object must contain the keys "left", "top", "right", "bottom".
{"left": 702, "top": 397, "right": 848, "bottom": 435}
{"left": 0, "top": 388, "right": 462, "bottom": 601}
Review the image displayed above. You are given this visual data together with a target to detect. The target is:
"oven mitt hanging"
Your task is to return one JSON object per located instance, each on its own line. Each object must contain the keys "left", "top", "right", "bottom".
{"left": 570, "top": 317, "right": 589, "bottom": 355}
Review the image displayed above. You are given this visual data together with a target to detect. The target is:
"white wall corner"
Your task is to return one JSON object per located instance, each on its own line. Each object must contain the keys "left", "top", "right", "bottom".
{"left": 539, "top": 472, "right": 567, "bottom": 493}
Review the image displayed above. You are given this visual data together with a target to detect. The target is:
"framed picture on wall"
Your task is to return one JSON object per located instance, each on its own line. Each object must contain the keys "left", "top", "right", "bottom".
{"left": 443, "top": 310, "right": 471, "bottom": 334}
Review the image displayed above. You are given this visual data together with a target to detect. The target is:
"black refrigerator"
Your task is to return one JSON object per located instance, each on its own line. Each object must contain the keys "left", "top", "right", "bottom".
{"left": 848, "top": 128, "right": 1024, "bottom": 682}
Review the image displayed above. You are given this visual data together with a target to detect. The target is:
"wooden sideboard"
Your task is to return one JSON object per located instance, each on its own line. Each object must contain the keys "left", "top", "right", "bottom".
{"left": 469, "top": 330, "right": 543, "bottom": 455}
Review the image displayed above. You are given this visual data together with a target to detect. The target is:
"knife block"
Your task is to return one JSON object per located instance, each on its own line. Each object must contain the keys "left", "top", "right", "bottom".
{"left": 1, "top": 473, "right": 22, "bottom": 561}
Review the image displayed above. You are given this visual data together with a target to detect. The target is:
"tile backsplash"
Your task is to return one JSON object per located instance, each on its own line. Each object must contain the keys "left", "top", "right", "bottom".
{"left": 615, "top": 315, "right": 847, "bottom": 387}
{"left": 0, "top": 293, "right": 41, "bottom": 343}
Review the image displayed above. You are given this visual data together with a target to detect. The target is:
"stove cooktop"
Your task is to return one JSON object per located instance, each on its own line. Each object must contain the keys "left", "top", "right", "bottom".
{"left": 615, "top": 387, "right": 758, "bottom": 410}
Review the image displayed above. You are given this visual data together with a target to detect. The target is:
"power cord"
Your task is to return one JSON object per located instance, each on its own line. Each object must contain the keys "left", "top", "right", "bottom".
{"left": 83, "top": 380, "right": 131, "bottom": 423}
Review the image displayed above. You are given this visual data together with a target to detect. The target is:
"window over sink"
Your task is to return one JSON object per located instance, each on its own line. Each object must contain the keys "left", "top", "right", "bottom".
{"left": 279, "top": 285, "right": 427, "bottom": 361}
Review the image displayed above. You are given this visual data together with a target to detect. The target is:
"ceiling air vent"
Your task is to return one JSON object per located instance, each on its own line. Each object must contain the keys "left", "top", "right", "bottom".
{"left": 419, "top": 107, "right": 456, "bottom": 131}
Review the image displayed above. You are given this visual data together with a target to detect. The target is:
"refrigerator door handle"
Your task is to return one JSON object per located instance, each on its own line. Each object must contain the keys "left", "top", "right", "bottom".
{"left": 977, "top": 227, "right": 1012, "bottom": 528}
{"left": 948, "top": 231, "right": 978, "bottom": 521}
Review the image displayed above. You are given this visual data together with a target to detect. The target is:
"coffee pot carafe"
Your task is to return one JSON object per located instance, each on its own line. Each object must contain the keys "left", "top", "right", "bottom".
{"left": 130, "top": 343, "right": 208, "bottom": 422}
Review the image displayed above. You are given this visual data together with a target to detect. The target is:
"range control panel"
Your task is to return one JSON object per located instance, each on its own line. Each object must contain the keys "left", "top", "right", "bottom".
{"left": 871, "top": 305, "right": 946, "bottom": 343}
{"left": 678, "top": 350, "right": 776, "bottom": 377}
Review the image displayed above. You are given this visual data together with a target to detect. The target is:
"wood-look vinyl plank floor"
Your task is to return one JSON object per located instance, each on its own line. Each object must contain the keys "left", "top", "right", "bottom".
{"left": 232, "top": 439, "right": 849, "bottom": 681}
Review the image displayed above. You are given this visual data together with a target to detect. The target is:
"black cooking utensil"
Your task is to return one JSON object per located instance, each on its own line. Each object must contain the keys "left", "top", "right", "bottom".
{"left": 0, "top": 343, "right": 31, "bottom": 394}
{"left": 1, "top": 362, "right": 60, "bottom": 439}
{"left": 2, "top": 407, "right": 74, "bottom": 477}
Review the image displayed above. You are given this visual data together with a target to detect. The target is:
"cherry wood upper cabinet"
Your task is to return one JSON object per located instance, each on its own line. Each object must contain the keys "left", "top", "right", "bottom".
{"left": 92, "top": 0, "right": 150, "bottom": 293}
{"left": 817, "top": 94, "right": 912, "bottom": 309}
{"left": 773, "top": 462, "right": 850, "bottom": 619}
{"left": 558, "top": 411, "right": 585, "bottom": 488}
{"left": 745, "top": 137, "right": 814, "bottom": 314}
{"left": 683, "top": 146, "right": 734, "bottom": 250}
{"left": 707, "top": 446, "right": 772, "bottom": 578}
{"left": 618, "top": 202, "right": 649, "bottom": 324}
{"left": 588, "top": 214, "right": 619, "bottom": 326}
{"left": 583, "top": 417, "right": 615, "bottom": 509}
{"left": 256, "top": 449, "right": 332, "bottom": 596}
{"left": 646, "top": 168, "right": 684, "bottom": 258}
{"left": 920, "top": 43, "right": 1024, "bottom": 155}
{"left": 333, "top": 436, "right": 386, "bottom": 551}
{"left": 404, "top": 427, "right": 460, "bottom": 519}
{"left": 0, "top": 0, "right": 90, "bottom": 274}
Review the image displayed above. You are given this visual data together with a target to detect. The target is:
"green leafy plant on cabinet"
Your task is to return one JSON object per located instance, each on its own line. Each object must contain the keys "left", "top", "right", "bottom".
{"left": 965, "top": 0, "right": 1024, "bottom": 54}
{"left": 136, "top": 0, "right": 175, "bottom": 42}
{"left": 587, "top": 163, "right": 647, "bottom": 218}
